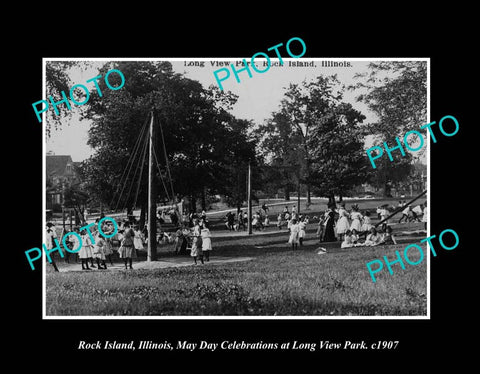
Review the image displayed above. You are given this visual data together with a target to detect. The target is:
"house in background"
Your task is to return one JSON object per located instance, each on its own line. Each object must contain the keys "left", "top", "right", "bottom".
{"left": 46, "top": 152, "right": 79, "bottom": 211}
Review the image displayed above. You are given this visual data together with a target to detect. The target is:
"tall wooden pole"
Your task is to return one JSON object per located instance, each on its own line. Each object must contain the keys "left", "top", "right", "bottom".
{"left": 297, "top": 178, "right": 301, "bottom": 216}
{"left": 247, "top": 160, "right": 252, "bottom": 235}
{"left": 147, "top": 111, "right": 157, "bottom": 261}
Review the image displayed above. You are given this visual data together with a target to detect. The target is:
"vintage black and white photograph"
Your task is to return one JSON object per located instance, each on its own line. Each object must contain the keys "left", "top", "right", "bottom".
{"left": 43, "top": 58, "right": 429, "bottom": 318}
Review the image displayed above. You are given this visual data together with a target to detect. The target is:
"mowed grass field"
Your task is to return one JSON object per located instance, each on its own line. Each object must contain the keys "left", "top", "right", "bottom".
{"left": 45, "top": 213, "right": 428, "bottom": 317}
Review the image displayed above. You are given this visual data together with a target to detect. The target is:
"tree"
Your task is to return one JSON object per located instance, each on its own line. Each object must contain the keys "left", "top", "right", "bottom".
{"left": 78, "top": 61, "right": 257, "bottom": 215}
{"left": 350, "top": 61, "right": 428, "bottom": 195}
{"left": 256, "top": 111, "right": 302, "bottom": 200}
{"left": 63, "top": 183, "right": 89, "bottom": 225}
{"left": 259, "top": 75, "right": 369, "bottom": 206}
{"left": 308, "top": 102, "right": 370, "bottom": 206}
{"left": 214, "top": 118, "right": 258, "bottom": 212}
{"left": 45, "top": 61, "right": 92, "bottom": 137}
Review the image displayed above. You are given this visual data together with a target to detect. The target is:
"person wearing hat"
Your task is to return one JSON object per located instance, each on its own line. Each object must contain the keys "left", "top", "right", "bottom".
{"left": 45, "top": 222, "right": 59, "bottom": 272}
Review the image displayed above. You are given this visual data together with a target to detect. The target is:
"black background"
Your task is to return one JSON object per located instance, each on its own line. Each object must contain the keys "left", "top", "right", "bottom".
{"left": 11, "top": 17, "right": 473, "bottom": 367}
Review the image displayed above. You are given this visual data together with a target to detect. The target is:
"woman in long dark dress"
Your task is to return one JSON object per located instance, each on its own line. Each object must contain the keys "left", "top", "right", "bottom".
{"left": 323, "top": 210, "right": 337, "bottom": 242}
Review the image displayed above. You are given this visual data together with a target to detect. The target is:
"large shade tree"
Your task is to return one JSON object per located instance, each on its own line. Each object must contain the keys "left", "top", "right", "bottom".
{"left": 350, "top": 61, "right": 428, "bottom": 196}
{"left": 78, "top": 61, "right": 257, "bottom": 220}
{"left": 258, "top": 75, "right": 370, "bottom": 207}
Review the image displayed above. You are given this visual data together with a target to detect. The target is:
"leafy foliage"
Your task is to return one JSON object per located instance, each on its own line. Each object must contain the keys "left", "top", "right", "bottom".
{"left": 350, "top": 62, "right": 428, "bottom": 195}
{"left": 78, "top": 61, "right": 258, "bottom": 212}
{"left": 258, "top": 75, "right": 370, "bottom": 202}
{"left": 45, "top": 61, "right": 92, "bottom": 137}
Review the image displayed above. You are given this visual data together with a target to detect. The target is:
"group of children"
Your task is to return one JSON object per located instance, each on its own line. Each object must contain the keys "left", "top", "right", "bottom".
{"left": 287, "top": 217, "right": 309, "bottom": 250}
{"left": 341, "top": 226, "right": 396, "bottom": 248}
{"left": 46, "top": 219, "right": 148, "bottom": 271}
{"left": 224, "top": 209, "right": 270, "bottom": 231}
{"left": 173, "top": 219, "right": 213, "bottom": 265}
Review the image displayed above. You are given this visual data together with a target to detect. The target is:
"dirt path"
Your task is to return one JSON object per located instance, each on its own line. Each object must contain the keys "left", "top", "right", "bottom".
{"left": 57, "top": 256, "right": 254, "bottom": 273}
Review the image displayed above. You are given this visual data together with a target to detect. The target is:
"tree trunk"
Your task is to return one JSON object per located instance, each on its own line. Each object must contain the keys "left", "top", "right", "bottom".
{"left": 284, "top": 186, "right": 290, "bottom": 201}
{"left": 307, "top": 184, "right": 311, "bottom": 205}
{"left": 383, "top": 182, "right": 392, "bottom": 198}
{"left": 190, "top": 195, "right": 197, "bottom": 213}
{"left": 139, "top": 200, "right": 147, "bottom": 229}
{"left": 328, "top": 193, "right": 336, "bottom": 209}
{"left": 338, "top": 195, "right": 343, "bottom": 202}
{"left": 201, "top": 187, "right": 207, "bottom": 211}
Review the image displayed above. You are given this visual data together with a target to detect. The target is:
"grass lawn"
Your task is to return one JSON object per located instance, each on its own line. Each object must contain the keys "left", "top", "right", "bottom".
{"left": 46, "top": 224, "right": 427, "bottom": 317}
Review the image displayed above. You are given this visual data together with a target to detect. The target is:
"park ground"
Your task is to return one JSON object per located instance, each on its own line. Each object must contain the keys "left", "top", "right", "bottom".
{"left": 45, "top": 197, "right": 428, "bottom": 317}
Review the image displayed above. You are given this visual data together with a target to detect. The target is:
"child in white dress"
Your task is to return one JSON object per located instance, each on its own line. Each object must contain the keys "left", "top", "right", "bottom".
{"left": 79, "top": 230, "right": 95, "bottom": 268}
{"left": 288, "top": 218, "right": 300, "bottom": 250}
{"left": 364, "top": 227, "right": 382, "bottom": 246}
{"left": 298, "top": 218, "right": 307, "bottom": 246}
{"left": 341, "top": 230, "right": 354, "bottom": 248}
{"left": 349, "top": 205, "right": 363, "bottom": 233}
{"left": 201, "top": 226, "right": 212, "bottom": 262}
{"left": 133, "top": 226, "right": 145, "bottom": 252}
{"left": 422, "top": 202, "right": 428, "bottom": 230}
{"left": 350, "top": 229, "right": 360, "bottom": 246}
{"left": 190, "top": 220, "right": 204, "bottom": 265}
{"left": 336, "top": 204, "right": 350, "bottom": 240}
{"left": 361, "top": 211, "right": 373, "bottom": 233}
{"left": 277, "top": 213, "right": 284, "bottom": 230}
{"left": 93, "top": 232, "right": 107, "bottom": 269}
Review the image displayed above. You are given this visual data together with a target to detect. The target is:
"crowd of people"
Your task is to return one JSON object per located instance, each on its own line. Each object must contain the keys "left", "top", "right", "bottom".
{"left": 45, "top": 218, "right": 143, "bottom": 272}
{"left": 46, "top": 199, "right": 427, "bottom": 271}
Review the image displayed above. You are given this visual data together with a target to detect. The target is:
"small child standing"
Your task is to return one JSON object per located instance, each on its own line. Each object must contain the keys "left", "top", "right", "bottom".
{"left": 298, "top": 218, "right": 307, "bottom": 246}
{"left": 133, "top": 225, "right": 145, "bottom": 256}
{"left": 80, "top": 229, "right": 96, "bottom": 268}
{"left": 336, "top": 203, "right": 350, "bottom": 241}
{"left": 201, "top": 225, "right": 212, "bottom": 262}
{"left": 316, "top": 214, "right": 326, "bottom": 242}
{"left": 78, "top": 229, "right": 91, "bottom": 270}
{"left": 118, "top": 223, "right": 136, "bottom": 269}
{"left": 361, "top": 211, "right": 373, "bottom": 234}
{"left": 45, "top": 223, "right": 59, "bottom": 272}
{"left": 264, "top": 215, "right": 270, "bottom": 228}
{"left": 174, "top": 226, "right": 185, "bottom": 255}
{"left": 93, "top": 232, "right": 108, "bottom": 270}
{"left": 190, "top": 220, "right": 204, "bottom": 265}
{"left": 277, "top": 213, "right": 284, "bottom": 230}
{"left": 422, "top": 202, "right": 428, "bottom": 230}
{"left": 288, "top": 218, "right": 300, "bottom": 250}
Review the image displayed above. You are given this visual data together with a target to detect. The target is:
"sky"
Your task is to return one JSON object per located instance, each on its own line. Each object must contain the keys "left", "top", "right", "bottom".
{"left": 45, "top": 58, "right": 417, "bottom": 162}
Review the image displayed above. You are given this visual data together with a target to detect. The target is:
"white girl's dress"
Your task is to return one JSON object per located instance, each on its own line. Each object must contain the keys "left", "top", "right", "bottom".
{"left": 364, "top": 233, "right": 381, "bottom": 246}
{"left": 288, "top": 223, "right": 300, "bottom": 244}
{"left": 350, "top": 211, "right": 363, "bottom": 232}
{"left": 190, "top": 225, "right": 203, "bottom": 257}
{"left": 78, "top": 235, "right": 93, "bottom": 259}
{"left": 201, "top": 228, "right": 212, "bottom": 251}
{"left": 298, "top": 221, "right": 306, "bottom": 239}
{"left": 336, "top": 208, "right": 350, "bottom": 234}
{"left": 361, "top": 216, "right": 373, "bottom": 232}
{"left": 133, "top": 230, "right": 144, "bottom": 250}
{"left": 93, "top": 236, "right": 106, "bottom": 260}
{"left": 341, "top": 235, "right": 354, "bottom": 248}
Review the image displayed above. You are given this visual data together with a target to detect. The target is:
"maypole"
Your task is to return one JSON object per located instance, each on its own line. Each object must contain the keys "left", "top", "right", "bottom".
{"left": 147, "top": 111, "right": 157, "bottom": 261}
